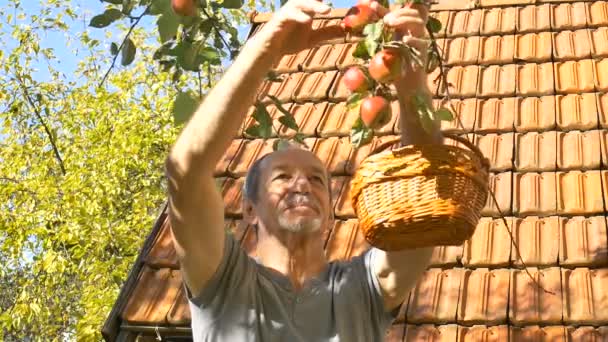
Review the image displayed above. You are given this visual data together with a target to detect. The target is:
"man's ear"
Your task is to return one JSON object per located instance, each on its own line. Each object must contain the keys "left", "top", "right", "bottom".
{"left": 242, "top": 198, "right": 258, "bottom": 226}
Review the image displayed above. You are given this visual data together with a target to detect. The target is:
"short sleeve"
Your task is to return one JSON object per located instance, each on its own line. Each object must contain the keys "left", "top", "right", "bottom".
{"left": 358, "top": 248, "right": 399, "bottom": 327}
{"left": 187, "top": 232, "right": 256, "bottom": 307}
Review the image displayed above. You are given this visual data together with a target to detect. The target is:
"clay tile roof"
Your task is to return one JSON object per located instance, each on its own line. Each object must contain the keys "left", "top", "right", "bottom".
{"left": 103, "top": 1, "right": 608, "bottom": 341}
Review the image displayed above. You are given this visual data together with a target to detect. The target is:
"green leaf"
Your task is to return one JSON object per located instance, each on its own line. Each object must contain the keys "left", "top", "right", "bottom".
{"left": 110, "top": 42, "right": 119, "bottom": 56}
{"left": 218, "top": 0, "right": 243, "bottom": 9}
{"left": 172, "top": 91, "right": 199, "bottom": 125}
{"left": 149, "top": 0, "right": 171, "bottom": 15}
{"left": 278, "top": 115, "right": 298, "bottom": 131}
{"left": 245, "top": 124, "right": 272, "bottom": 138}
{"left": 266, "top": 95, "right": 290, "bottom": 115}
{"left": 266, "top": 71, "right": 283, "bottom": 83}
{"left": 157, "top": 12, "right": 180, "bottom": 43}
{"left": 122, "top": 0, "right": 136, "bottom": 15}
{"left": 434, "top": 108, "right": 454, "bottom": 121}
{"left": 350, "top": 117, "right": 374, "bottom": 148}
{"left": 103, "top": 0, "right": 123, "bottom": 4}
{"left": 120, "top": 38, "right": 136, "bottom": 66}
{"left": 346, "top": 93, "right": 364, "bottom": 110}
{"left": 352, "top": 40, "right": 370, "bottom": 60}
{"left": 89, "top": 8, "right": 123, "bottom": 28}
{"left": 363, "top": 21, "right": 384, "bottom": 41}
{"left": 252, "top": 103, "right": 273, "bottom": 127}
{"left": 427, "top": 17, "right": 442, "bottom": 33}
{"left": 364, "top": 39, "right": 378, "bottom": 58}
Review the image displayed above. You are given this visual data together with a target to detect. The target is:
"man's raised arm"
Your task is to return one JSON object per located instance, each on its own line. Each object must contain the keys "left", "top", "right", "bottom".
{"left": 164, "top": 0, "right": 343, "bottom": 297}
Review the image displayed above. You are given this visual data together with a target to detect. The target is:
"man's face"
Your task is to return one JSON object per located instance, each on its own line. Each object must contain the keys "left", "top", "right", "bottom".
{"left": 253, "top": 148, "right": 332, "bottom": 235}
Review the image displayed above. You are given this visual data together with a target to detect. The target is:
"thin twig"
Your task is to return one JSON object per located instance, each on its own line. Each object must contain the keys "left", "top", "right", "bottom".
{"left": 16, "top": 75, "right": 66, "bottom": 175}
{"left": 198, "top": 70, "right": 203, "bottom": 99}
{"left": 200, "top": 7, "right": 231, "bottom": 52}
{"left": 427, "top": 27, "right": 554, "bottom": 295}
{"left": 98, "top": 4, "right": 151, "bottom": 88}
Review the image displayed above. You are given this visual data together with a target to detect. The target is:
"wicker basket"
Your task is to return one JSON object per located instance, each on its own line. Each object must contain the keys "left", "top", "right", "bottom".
{"left": 349, "top": 134, "right": 490, "bottom": 251}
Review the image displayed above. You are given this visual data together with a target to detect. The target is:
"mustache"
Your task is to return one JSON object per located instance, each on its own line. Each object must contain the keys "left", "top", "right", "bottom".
{"left": 283, "top": 194, "right": 320, "bottom": 211}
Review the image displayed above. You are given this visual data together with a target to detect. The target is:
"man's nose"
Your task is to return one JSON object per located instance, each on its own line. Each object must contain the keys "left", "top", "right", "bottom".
{"left": 291, "top": 174, "right": 312, "bottom": 193}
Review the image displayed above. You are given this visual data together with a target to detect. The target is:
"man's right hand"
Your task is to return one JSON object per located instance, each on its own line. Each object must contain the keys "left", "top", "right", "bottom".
{"left": 258, "top": 0, "right": 346, "bottom": 58}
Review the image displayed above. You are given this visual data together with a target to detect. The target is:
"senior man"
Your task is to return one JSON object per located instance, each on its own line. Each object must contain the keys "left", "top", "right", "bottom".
{"left": 164, "top": 0, "right": 443, "bottom": 340}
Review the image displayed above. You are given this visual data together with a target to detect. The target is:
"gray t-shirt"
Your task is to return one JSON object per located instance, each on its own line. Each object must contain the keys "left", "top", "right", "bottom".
{"left": 188, "top": 233, "right": 397, "bottom": 341}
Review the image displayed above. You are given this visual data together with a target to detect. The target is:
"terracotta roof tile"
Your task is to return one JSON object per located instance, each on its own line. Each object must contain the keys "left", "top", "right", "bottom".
{"left": 309, "top": 137, "right": 351, "bottom": 175}
{"left": 593, "top": 59, "right": 608, "bottom": 91}
{"left": 273, "top": 48, "right": 310, "bottom": 74}
{"left": 514, "top": 32, "right": 552, "bottom": 63}
{"left": 562, "top": 268, "right": 608, "bottom": 324}
{"left": 444, "top": 37, "right": 480, "bottom": 66}
{"left": 475, "top": 132, "right": 514, "bottom": 172}
{"left": 447, "top": 10, "right": 481, "bottom": 38}
{"left": 293, "top": 70, "right": 337, "bottom": 103}
{"left": 510, "top": 267, "right": 563, "bottom": 325}
{"left": 586, "top": 1, "right": 608, "bottom": 27}
{"left": 334, "top": 43, "right": 359, "bottom": 70}
{"left": 566, "top": 326, "right": 608, "bottom": 341}
{"left": 462, "top": 217, "right": 513, "bottom": 268}
{"left": 432, "top": 0, "right": 475, "bottom": 11}
{"left": 553, "top": 30, "right": 592, "bottom": 61}
{"left": 511, "top": 216, "right": 560, "bottom": 267}
{"left": 227, "top": 139, "right": 275, "bottom": 177}
{"left": 384, "top": 323, "right": 405, "bottom": 342}
{"left": 555, "top": 93, "right": 599, "bottom": 131}
{"left": 478, "top": 65, "right": 516, "bottom": 97}
{"left": 556, "top": 171, "right": 604, "bottom": 215}
{"left": 482, "top": 172, "right": 513, "bottom": 217}
{"left": 560, "top": 216, "right": 608, "bottom": 268}
{"left": 590, "top": 27, "right": 608, "bottom": 58}
{"left": 122, "top": 266, "right": 182, "bottom": 324}
{"left": 257, "top": 72, "right": 302, "bottom": 104}
{"left": 551, "top": 3, "right": 588, "bottom": 30}
{"left": 557, "top": 130, "right": 601, "bottom": 170}
{"left": 513, "top": 172, "right": 557, "bottom": 216}
{"left": 222, "top": 177, "right": 244, "bottom": 216}
{"left": 328, "top": 70, "right": 353, "bottom": 102}
{"left": 312, "top": 19, "right": 345, "bottom": 45}
{"left": 215, "top": 139, "right": 243, "bottom": 176}
{"left": 510, "top": 326, "right": 566, "bottom": 342}
{"left": 457, "top": 268, "right": 510, "bottom": 324}
{"left": 475, "top": 97, "right": 515, "bottom": 133}
{"left": 435, "top": 98, "right": 477, "bottom": 133}
{"left": 518, "top": 5, "right": 551, "bottom": 33}
{"left": 145, "top": 219, "right": 178, "bottom": 269}
{"left": 601, "top": 130, "right": 608, "bottom": 167}
{"left": 324, "top": 219, "right": 368, "bottom": 261}
{"left": 334, "top": 176, "right": 355, "bottom": 218}
{"left": 277, "top": 102, "right": 326, "bottom": 137}
{"left": 458, "top": 325, "right": 509, "bottom": 341}
{"left": 443, "top": 133, "right": 475, "bottom": 150}
{"left": 166, "top": 286, "right": 190, "bottom": 325}
{"left": 515, "top": 131, "right": 557, "bottom": 172}
{"left": 403, "top": 324, "right": 458, "bottom": 342}
{"left": 302, "top": 44, "right": 346, "bottom": 73}
{"left": 430, "top": 245, "right": 463, "bottom": 267}
{"left": 345, "top": 137, "right": 387, "bottom": 175}
{"left": 406, "top": 268, "right": 462, "bottom": 323}
{"left": 317, "top": 102, "right": 357, "bottom": 138}
{"left": 480, "top": 7, "right": 517, "bottom": 35}
{"left": 443, "top": 65, "right": 479, "bottom": 98}
{"left": 599, "top": 93, "right": 608, "bottom": 129}
{"left": 479, "top": 35, "right": 515, "bottom": 66}
{"left": 330, "top": 176, "right": 347, "bottom": 214}
{"left": 430, "top": 11, "right": 451, "bottom": 38}
{"left": 554, "top": 60, "right": 595, "bottom": 94}
{"left": 514, "top": 96, "right": 556, "bottom": 133}
{"left": 517, "top": 63, "right": 555, "bottom": 96}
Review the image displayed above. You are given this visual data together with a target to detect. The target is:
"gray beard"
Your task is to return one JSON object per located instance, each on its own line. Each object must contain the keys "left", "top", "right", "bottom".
{"left": 277, "top": 215, "right": 322, "bottom": 234}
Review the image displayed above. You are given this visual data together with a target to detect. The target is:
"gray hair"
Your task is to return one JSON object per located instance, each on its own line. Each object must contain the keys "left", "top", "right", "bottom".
{"left": 243, "top": 154, "right": 270, "bottom": 203}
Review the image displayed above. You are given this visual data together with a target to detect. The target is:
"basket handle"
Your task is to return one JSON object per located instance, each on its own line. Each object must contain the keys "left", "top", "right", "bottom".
{"left": 371, "top": 134, "right": 490, "bottom": 168}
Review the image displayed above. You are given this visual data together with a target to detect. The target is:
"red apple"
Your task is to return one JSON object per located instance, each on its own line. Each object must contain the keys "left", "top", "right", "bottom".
{"left": 342, "top": 4, "right": 375, "bottom": 33}
{"left": 172, "top": 0, "right": 197, "bottom": 17}
{"left": 368, "top": 48, "right": 402, "bottom": 83}
{"left": 360, "top": 96, "right": 392, "bottom": 129}
{"left": 342, "top": 67, "right": 370, "bottom": 93}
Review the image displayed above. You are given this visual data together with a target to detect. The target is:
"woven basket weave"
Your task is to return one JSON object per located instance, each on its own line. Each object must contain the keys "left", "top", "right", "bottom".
{"left": 349, "top": 134, "right": 490, "bottom": 251}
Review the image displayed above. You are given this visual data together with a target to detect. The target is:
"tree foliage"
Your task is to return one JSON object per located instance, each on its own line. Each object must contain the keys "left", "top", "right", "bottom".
{"left": 0, "top": 0, "right": 270, "bottom": 340}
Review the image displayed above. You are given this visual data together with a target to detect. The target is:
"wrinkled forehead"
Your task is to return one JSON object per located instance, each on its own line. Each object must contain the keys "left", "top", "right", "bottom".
{"left": 262, "top": 148, "right": 327, "bottom": 178}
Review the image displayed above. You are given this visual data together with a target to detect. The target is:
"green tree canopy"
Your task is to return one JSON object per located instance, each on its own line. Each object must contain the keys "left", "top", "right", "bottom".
{"left": 0, "top": 0, "right": 271, "bottom": 339}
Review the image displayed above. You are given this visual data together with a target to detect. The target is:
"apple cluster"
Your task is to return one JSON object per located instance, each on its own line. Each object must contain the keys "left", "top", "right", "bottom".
{"left": 341, "top": 0, "right": 404, "bottom": 130}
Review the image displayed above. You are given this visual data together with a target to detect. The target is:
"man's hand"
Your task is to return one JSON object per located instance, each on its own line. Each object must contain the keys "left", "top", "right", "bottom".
{"left": 258, "top": 0, "right": 346, "bottom": 58}
{"left": 371, "top": 1, "right": 431, "bottom": 90}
